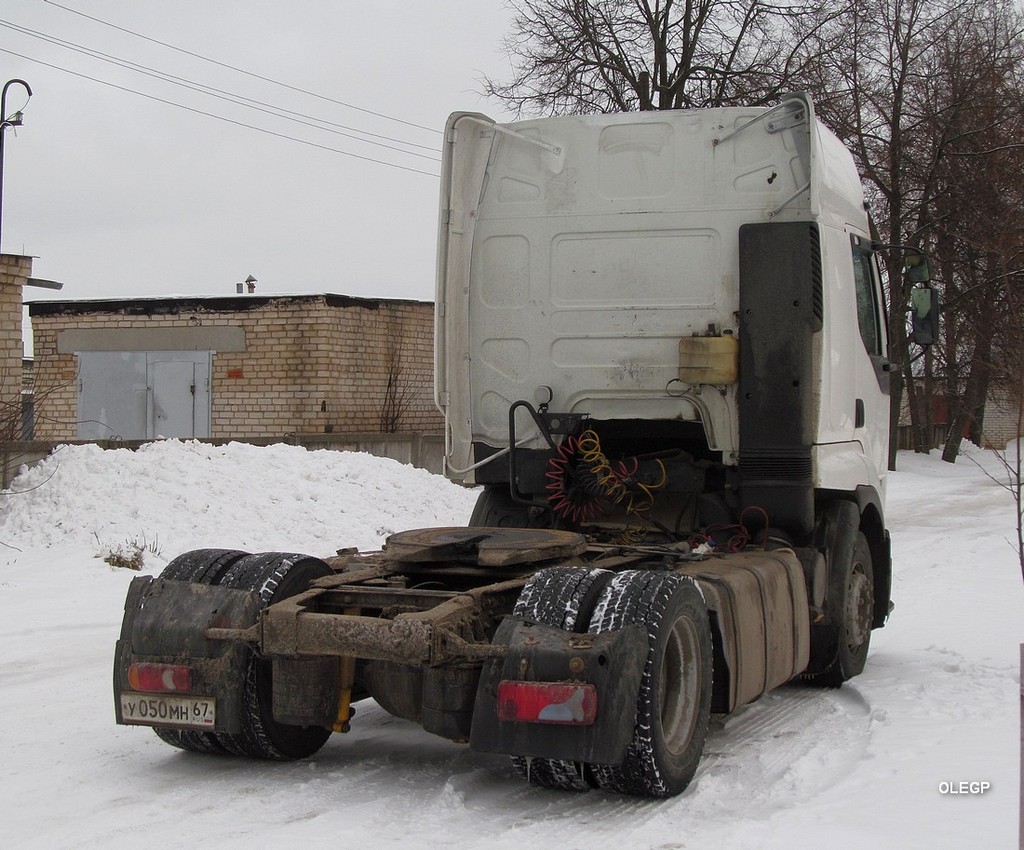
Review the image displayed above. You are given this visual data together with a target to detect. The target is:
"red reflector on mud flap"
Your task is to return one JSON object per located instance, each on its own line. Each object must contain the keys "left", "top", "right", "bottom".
{"left": 496, "top": 680, "right": 597, "bottom": 725}
{"left": 127, "top": 662, "right": 193, "bottom": 693}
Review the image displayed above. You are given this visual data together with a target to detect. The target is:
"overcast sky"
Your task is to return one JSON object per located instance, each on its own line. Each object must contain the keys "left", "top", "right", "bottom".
{"left": 1, "top": 0, "right": 515, "bottom": 303}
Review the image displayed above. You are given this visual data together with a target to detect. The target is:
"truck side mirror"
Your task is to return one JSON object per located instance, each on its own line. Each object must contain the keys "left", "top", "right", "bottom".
{"left": 910, "top": 286, "right": 939, "bottom": 346}
{"left": 904, "top": 252, "right": 930, "bottom": 283}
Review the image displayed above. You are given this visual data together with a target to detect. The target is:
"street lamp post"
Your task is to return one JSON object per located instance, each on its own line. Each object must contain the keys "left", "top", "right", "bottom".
{"left": 0, "top": 78, "right": 33, "bottom": 254}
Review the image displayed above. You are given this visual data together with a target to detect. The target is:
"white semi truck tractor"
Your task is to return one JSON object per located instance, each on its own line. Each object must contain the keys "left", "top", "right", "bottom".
{"left": 114, "top": 93, "right": 937, "bottom": 799}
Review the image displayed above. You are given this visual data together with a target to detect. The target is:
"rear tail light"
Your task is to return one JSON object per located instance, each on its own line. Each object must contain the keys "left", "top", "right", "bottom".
{"left": 497, "top": 680, "right": 597, "bottom": 725}
{"left": 127, "top": 663, "right": 193, "bottom": 694}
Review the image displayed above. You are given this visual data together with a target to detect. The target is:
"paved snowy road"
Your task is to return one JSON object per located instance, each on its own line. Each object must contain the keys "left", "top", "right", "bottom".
{"left": 0, "top": 442, "right": 1019, "bottom": 848}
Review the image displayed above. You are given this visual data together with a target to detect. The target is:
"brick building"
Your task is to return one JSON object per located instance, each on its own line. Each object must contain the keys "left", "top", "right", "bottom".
{"left": 28, "top": 292, "right": 443, "bottom": 441}
{"left": 0, "top": 254, "right": 31, "bottom": 439}
{"left": 979, "top": 385, "right": 1023, "bottom": 449}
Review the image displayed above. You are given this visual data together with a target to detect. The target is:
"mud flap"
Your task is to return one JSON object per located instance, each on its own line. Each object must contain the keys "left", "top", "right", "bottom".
{"left": 470, "top": 617, "right": 646, "bottom": 764}
{"left": 113, "top": 576, "right": 260, "bottom": 734}
{"left": 806, "top": 500, "right": 859, "bottom": 675}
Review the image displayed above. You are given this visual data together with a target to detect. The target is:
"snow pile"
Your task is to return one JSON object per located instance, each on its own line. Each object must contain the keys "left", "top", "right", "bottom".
{"left": 0, "top": 443, "right": 1020, "bottom": 849}
{"left": 0, "top": 440, "right": 480, "bottom": 562}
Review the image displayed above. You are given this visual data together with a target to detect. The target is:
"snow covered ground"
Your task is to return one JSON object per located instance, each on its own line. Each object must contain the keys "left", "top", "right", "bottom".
{"left": 0, "top": 441, "right": 1019, "bottom": 849}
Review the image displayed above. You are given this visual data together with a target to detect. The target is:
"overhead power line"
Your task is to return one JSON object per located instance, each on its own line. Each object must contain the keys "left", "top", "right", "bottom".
{"left": 43, "top": 0, "right": 441, "bottom": 135}
{"left": 0, "top": 47, "right": 441, "bottom": 178}
{"left": 0, "top": 18, "right": 440, "bottom": 161}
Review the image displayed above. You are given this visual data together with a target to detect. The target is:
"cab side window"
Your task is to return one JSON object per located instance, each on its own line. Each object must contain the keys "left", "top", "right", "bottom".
{"left": 851, "top": 237, "right": 883, "bottom": 357}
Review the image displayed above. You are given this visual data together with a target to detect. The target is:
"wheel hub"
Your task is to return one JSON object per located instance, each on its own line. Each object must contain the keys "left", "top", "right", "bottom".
{"left": 661, "top": 615, "right": 701, "bottom": 756}
{"left": 845, "top": 569, "right": 872, "bottom": 647}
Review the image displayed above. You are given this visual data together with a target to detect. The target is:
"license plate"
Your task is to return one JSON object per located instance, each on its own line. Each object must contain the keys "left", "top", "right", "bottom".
{"left": 120, "top": 693, "right": 216, "bottom": 728}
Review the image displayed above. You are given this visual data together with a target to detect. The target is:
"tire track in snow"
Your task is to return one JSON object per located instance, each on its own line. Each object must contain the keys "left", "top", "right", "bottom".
{"left": 690, "top": 684, "right": 873, "bottom": 816}
{"left": 297, "top": 686, "right": 875, "bottom": 850}
{"left": 25, "top": 665, "right": 878, "bottom": 850}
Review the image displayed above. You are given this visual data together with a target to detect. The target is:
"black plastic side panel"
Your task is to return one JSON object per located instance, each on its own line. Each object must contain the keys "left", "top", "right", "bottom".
{"left": 853, "top": 484, "right": 892, "bottom": 628}
{"left": 877, "top": 530, "right": 892, "bottom": 628}
{"left": 805, "top": 499, "right": 859, "bottom": 675}
{"left": 473, "top": 442, "right": 550, "bottom": 491}
{"left": 738, "top": 221, "right": 822, "bottom": 536}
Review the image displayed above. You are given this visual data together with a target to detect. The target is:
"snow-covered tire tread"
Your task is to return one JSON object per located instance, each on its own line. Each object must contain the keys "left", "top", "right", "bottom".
{"left": 588, "top": 570, "right": 712, "bottom": 798}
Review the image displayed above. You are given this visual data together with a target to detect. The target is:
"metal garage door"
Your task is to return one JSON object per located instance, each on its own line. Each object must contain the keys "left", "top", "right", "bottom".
{"left": 77, "top": 351, "right": 211, "bottom": 440}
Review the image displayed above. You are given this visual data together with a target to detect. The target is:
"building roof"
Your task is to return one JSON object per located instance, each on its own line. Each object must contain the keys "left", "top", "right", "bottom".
{"left": 26, "top": 292, "right": 433, "bottom": 317}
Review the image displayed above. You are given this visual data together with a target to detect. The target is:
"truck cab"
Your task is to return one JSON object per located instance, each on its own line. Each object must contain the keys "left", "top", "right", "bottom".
{"left": 436, "top": 94, "right": 892, "bottom": 651}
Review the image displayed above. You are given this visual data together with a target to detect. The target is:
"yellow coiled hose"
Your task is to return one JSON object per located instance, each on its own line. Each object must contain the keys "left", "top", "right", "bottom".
{"left": 575, "top": 430, "right": 666, "bottom": 544}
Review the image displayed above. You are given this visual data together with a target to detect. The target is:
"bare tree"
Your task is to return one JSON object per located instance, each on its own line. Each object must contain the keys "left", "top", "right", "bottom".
{"left": 0, "top": 364, "right": 72, "bottom": 442}
{"left": 485, "top": 0, "right": 1024, "bottom": 476}
{"left": 794, "top": 0, "right": 1024, "bottom": 468}
{"left": 905, "top": 0, "right": 1024, "bottom": 461}
{"left": 972, "top": 384, "right": 1024, "bottom": 581}
{"left": 998, "top": 399, "right": 1024, "bottom": 581}
{"left": 0, "top": 367, "right": 27, "bottom": 443}
{"left": 796, "top": 0, "right": 954, "bottom": 465}
{"left": 378, "top": 338, "right": 416, "bottom": 434}
{"left": 484, "top": 0, "right": 834, "bottom": 115}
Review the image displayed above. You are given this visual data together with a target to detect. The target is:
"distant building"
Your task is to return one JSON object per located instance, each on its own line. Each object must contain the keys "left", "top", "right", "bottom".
{"left": 975, "top": 385, "right": 1022, "bottom": 449}
{"left": 2, "top": 254, "right": 66, "bottom": 441}
{"left": 0, "top": 255, "right": 32, "bottom": 440}
{"left": 27, "top": 292, "right": 442, "bottom": 441}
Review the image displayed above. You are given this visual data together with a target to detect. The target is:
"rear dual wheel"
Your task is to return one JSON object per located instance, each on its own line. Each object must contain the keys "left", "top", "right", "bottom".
{"left": 588, "top": 571, "right": 712, "bottom": 798}
{"left": 150, "top": 549, "right": 333, "bottom": 761}
{"left": 509, "top": 568, "right": 712, "bottom": 798}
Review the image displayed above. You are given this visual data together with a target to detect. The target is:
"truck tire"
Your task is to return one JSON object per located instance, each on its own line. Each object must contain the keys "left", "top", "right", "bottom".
{"left": 469, "top": 486, "right": 532, "bottom": 528}
{"left": 158, "top": 547, "right": 249, "bottom": 586}
{"left": 214, "top": 553, "right": 335, "bottom": 760}
{"left": 151, "top": 548, "right": 249, "bottom": 754}
{"left": 806, "top": 531, "right": 874, "bottom": 688}
{"left": 509, "top": 566, "right": 612, "bottom": 791}
{"left": 587, "top": 571, "right": 712, "bottom": 798}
